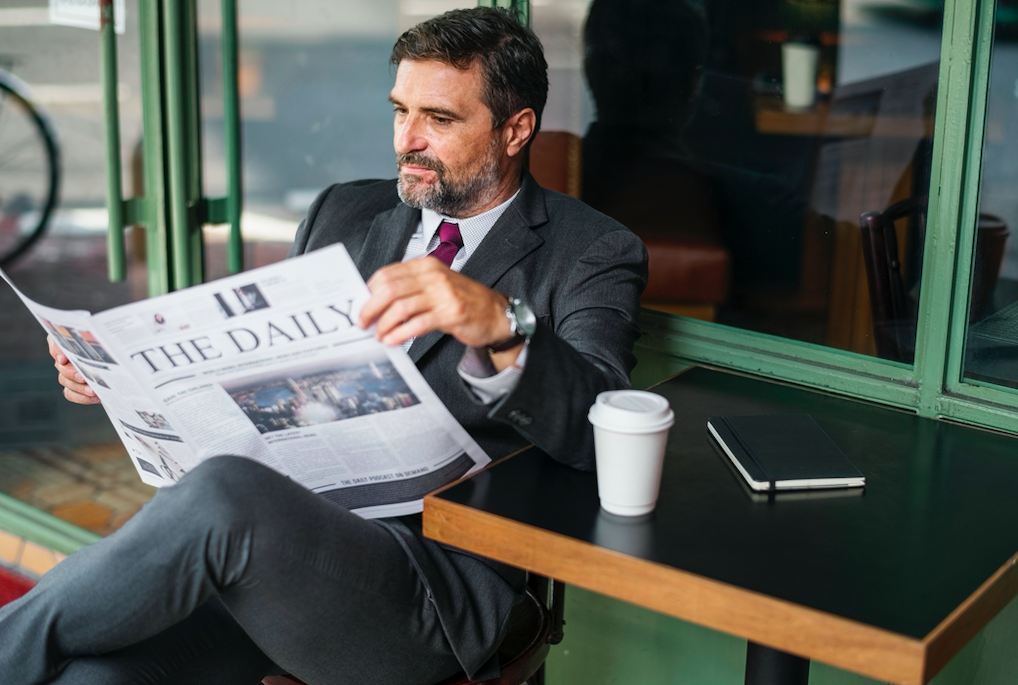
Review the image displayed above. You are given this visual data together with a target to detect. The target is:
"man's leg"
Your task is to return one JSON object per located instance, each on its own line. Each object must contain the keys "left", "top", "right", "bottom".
{"left": 0, "top": 456, "right": 463, "bottom": 685}
{"left": 47, "top": 599, "right": 277, "bottom": 685}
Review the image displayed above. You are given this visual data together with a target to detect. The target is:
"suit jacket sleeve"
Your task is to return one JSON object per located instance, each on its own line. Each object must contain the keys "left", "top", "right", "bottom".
{"left": 486, "top": 229, "right": 647, "bottom": 471}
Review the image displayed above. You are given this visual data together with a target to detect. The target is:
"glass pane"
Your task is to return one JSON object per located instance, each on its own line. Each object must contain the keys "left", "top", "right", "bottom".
{"left": 0, "top": 1, "right": 156, "bottom": 534}
{"left": 0, "top": 0, "right": 146, "bottom": 365}
{"left": 962, "top": 6, "right": 1018, "bottom": 389}
{"left": 532, "top": 0, "right": 946, "bottom": 363}
{"left": 196, "top": 0, "right": 475, "bottom": 278}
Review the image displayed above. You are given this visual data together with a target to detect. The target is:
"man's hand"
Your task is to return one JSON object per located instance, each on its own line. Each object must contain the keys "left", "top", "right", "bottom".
{"left": 359, "top": 258, "right": 524, "bottom": 370}
{"left": 48, "top": 335, "right": 100, "bottom": 405}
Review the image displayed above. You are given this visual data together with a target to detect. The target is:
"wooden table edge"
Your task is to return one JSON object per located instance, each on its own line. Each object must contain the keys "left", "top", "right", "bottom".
{"left": 423, "top": 494, "right": 927, "bottom": 685}
{"left": 921, "top": 549, "right": 1018, "bottom": 682}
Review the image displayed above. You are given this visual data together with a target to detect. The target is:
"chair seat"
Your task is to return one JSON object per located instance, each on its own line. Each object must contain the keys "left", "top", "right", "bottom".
{"left": 638, "top": 232, "right": 730, "bottom": 304}
{"left": 262, "top": 588, "right": 551, "bottom": 685}
{"left": 437, "top": 588, "right": 551, "bottom": 685}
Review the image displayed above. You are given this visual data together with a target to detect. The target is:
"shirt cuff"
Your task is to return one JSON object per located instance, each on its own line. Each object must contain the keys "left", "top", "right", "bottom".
{"left": 457, "top": 342, "right": 530, "bottom": 405}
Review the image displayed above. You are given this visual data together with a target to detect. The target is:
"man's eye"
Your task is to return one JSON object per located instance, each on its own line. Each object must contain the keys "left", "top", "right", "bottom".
{"left": 433, "top": 116, "right": 450, "bottom": 125}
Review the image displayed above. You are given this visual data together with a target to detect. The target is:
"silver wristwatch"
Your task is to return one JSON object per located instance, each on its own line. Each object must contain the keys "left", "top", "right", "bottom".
{"left": 487, "top": 298, "right": 536, "bottom": 353}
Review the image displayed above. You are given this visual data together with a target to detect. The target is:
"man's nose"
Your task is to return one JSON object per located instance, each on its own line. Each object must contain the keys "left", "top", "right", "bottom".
{"left": 394, "top": 116, "right": 426, "bottom": 155}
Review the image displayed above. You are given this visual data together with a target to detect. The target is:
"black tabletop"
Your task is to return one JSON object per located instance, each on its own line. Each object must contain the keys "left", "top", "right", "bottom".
{"left": 435, "top": 367, "right": 1018, "bottom": 640}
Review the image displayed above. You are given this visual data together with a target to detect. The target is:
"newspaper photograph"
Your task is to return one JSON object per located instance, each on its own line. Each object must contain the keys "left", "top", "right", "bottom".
{"left": 0, "top": 244, "right": 490, "bottom": 518}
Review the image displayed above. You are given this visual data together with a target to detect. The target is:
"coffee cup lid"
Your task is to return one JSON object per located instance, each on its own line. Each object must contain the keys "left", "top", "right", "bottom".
{"left": 588, "top": 390, "right": 675, "bottom": 433}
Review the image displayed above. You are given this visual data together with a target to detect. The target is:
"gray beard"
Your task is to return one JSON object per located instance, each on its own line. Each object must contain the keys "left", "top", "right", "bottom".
{"left": 395, "top": 147, "right": 501, "bottom": 218}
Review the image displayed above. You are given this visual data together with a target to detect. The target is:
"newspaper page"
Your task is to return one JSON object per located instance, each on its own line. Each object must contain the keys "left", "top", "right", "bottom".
{"left": 1, "top": 244, "right": 490, "bottom": 518}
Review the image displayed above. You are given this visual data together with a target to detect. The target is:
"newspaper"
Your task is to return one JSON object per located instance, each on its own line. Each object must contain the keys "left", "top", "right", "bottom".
{"left": 0, "top": 244, "right": 490, "bottom": 518}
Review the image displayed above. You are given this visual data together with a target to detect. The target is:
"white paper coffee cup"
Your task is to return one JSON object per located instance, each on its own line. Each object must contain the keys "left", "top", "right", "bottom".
{"left": 588, "top": 390, "right": 674, "bottom": 516}
{"left": 782, "top": 42, "right": 820, "bottom": 109}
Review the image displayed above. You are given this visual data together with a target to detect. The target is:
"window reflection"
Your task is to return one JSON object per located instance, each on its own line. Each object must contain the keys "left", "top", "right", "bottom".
{"left": 964, "top": 16, "right": 1018, "bottom": 389}
{"left": 532, "top": 0, "right": 945, "bottom": 361}
{"left": 0, "top": 0, "right": 144, "bottom": 353}
{"left": 196, "top": 0, "right": 475, "bottom": 279}
{"left": 0, "top": 2, "right": 151, "bottom": 530}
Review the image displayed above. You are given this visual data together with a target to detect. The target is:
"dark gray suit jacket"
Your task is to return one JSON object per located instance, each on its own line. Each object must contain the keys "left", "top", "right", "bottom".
{"left": 288, "top": 173, "right": 647, "bottom": 679}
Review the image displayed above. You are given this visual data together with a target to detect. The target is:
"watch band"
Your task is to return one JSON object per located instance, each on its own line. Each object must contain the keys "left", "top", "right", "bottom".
{"left": 487, "top": 331, "right": 526, "bottom": 353}
{"left": 487, "top": 298, "right": 532, "bottom": 353}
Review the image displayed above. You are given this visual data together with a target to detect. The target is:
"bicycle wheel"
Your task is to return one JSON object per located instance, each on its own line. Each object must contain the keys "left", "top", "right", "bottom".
{"left": 0, "top": 68, "right": 60, "bottom": 269}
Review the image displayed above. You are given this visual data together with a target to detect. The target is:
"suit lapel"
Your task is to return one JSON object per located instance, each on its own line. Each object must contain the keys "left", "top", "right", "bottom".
{"left": 409, "top": 175, "right": 547, "bottom": 363}
{"left": 356, "top": 202, "right": 419, "bottom": 280}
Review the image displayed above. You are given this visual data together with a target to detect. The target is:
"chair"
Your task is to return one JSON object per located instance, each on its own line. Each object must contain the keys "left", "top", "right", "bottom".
{"left": 262, "top": 574, "right": 565, "bottom": 685}
{"left": 579, "top": 127, "right": 731, "bottom": 320}
{"left": 528, "top": 131, "right": 582, "bottom": 200}
{"left": 859, "top": 198, "right": 1009, "bottom": 363}
{"left": 858, "top": 198, "right": 917, "bottom": 362}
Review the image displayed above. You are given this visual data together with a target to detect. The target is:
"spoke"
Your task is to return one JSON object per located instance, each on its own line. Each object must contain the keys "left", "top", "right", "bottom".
{"left": 0, "top": 90, "right": 10, "bottom": 137}
{"left": 0, "top": 137, "right": 42, "bottom": 168}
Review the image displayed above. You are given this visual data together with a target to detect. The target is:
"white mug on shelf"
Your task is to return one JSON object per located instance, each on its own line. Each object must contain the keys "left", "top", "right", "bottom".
{"left": 782, "top": 41, "right": 820, "bottom": 109}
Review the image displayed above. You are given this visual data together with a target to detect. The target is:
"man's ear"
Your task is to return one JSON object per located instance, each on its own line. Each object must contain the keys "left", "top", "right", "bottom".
{"left": 503, "top": 108, "right": 537, "bottom": 158}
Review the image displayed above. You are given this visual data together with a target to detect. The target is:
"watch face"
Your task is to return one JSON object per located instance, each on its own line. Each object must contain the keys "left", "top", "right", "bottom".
{"left": 513, "top": 300, "right": 537, "bottom": 336}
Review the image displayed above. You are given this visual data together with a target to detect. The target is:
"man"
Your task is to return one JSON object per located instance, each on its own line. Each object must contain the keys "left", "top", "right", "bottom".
{"left": 1, "top": 8, "right": 646, "bottom": 685}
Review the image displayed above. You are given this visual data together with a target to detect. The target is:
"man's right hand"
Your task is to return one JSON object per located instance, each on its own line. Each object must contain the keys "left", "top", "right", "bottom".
{"left": 49, "top": 335, "right": 100, "bottom": 405}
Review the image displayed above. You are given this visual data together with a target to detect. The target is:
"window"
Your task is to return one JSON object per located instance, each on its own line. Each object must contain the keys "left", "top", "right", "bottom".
{"left": 533, "top": 0, "right": 1018, "bottom": 434}
{"left": 195, "top": 0, "right": 476, "bottom": 279}
{"left": 962, "top": 12, "right": 1018, "bottom": 393}
{"left": 534, "top": 0, "right": 945, "bottom": 359}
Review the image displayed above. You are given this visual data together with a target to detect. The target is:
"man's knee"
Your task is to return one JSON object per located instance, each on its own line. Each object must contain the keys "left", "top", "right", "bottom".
{"left": 164, "top": 456, "right": 279, "bottom": 528}
{"left": 185, "top": 454, "right": 274, "bottom": 488}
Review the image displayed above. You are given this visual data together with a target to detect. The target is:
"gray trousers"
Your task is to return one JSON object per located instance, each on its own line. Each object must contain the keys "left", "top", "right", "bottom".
{"left": 0, "top": 456, "right": 477, "bottom": 685}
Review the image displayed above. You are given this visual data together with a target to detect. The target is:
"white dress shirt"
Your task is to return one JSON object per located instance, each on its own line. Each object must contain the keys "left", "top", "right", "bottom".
{"left": 399, "top": 189, "right": 527, "bottom": 404}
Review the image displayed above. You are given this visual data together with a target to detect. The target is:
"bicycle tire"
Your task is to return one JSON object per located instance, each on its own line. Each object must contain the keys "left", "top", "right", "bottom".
{"left": 0, "top": 68, "right": 61, "bottom": 269}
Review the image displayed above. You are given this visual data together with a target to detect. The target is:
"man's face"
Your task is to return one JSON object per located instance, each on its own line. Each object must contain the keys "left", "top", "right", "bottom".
{"left": 390, "top": 59, "right": 506, "bottom": 218}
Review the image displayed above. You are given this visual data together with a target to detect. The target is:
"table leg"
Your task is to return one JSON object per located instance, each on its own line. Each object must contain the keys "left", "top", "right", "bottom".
{"left": 744, "top": 642, "right": 810, "bottom": 685}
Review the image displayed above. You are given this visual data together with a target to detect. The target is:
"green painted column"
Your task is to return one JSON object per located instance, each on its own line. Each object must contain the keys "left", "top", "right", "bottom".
{"left": 102, "top": 0, "right": 243, "bottom": 293}
{"left": 99, "top": 0, "right": 125, "bottom": 282}
{"left": 183, "top": 0, "right": 206, "bottom": 284}
{"left": 221, "top": 0, "right": 244, "bottom": 274}
{"left": 162, "top": 0, "right": 197, "bottom": 290}
{"left": 477, "top": 0, "right": 530, "bottom": 26}
{"left": 137, "top": 0, "right": 172, "bottom": 296}
{"left": 912, "top": 0, "right": 989, "bottom": 417}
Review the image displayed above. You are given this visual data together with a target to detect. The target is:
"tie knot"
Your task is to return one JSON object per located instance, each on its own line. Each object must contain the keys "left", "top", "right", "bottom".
{"left": 428, "top": 221, "right": 464, "bottom": 268}
{"left": 437, "top": 221, "right": 463, "bottom": 249}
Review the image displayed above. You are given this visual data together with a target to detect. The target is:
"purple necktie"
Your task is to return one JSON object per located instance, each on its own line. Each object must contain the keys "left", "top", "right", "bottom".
{"left": 428, "top": 220, "right": 464, "bottom": 268}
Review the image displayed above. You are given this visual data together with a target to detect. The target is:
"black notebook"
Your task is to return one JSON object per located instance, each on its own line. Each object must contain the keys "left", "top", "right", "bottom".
{"left": 707, "top": 414, "right": 865, "bottom": 492}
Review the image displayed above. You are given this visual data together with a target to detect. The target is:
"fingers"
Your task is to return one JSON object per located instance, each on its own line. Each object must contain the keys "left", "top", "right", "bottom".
{"left": 379, "top": 311, "right": 439, "bottom": 347}
{"left": 54, "top": 361, "right": 100, "bottom": 404}
{"left": 47, "top": 334, "right": 68, "bottom": 365}
{"left": 62, "top": 386, "right": 101, "bottom": 405}
{"left": 360, "top": 259, "right": 440, "bottom": 329}
{"left": 366, "top": 260, "right": 468, "bottom": 345}
{"left": 374, "top": 293, "right": 431, "bottom": 345}
{"left": 360, "top": 258, "right": 510, "bottom": 348}
{"left": 361, "top": 266, "right": 411, "bottom": 328}
{"left": 49, "top": 336, "right": 100, "bottom": 404}
{"left": 53, "top": 352, "right": 85, "bottom": 384}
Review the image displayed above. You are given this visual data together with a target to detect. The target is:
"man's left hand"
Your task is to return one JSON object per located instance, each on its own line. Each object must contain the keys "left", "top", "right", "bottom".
{"left": 359, "top": 258, "right": 521, "bottom": 363}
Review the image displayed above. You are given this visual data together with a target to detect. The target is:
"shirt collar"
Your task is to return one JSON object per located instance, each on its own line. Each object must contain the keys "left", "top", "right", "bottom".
{"left": 419, "top": 188, "right": 522, "bottom": 258}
